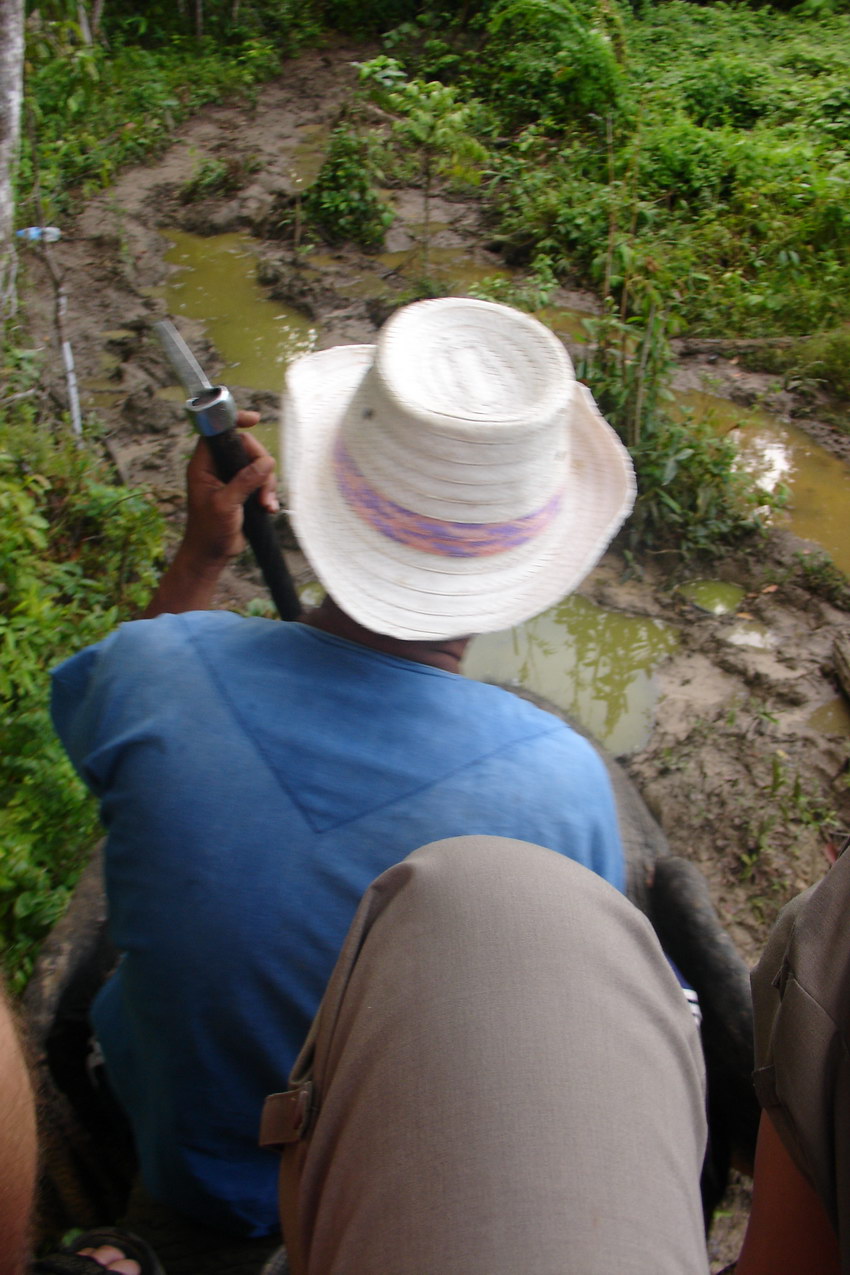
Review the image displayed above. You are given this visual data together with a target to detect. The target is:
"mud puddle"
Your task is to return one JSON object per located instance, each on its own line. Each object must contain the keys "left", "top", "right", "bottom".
{"left": 160, "top": 230, "right": 317, "bottom": 389}
{"left": 464, "top": 595, "right": 678, "bottom": 755}
{"left": 677, "top": 390, "right": 850, "bottom": 576}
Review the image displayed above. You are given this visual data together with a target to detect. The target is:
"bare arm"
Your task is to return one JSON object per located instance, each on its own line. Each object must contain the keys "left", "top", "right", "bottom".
{"left": 736, "top": 1111, "right": 841, "bottom": 1275}
{"left": 142, "top": 411, "right": 279, "bottom": 619}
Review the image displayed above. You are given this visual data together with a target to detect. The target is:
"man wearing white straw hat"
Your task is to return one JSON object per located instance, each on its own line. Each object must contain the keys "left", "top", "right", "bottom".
{"left": 50, "top": 299, "right": 708, "bottom": 1268}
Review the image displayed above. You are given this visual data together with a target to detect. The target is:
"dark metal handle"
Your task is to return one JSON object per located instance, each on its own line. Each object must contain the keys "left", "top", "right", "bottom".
{"left": 205, "top": 429, "right": 302, "bottom": 622}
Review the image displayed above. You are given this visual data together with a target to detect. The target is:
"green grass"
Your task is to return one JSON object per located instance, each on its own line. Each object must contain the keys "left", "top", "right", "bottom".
{"left": 477, "top": 1, "right": 850, "bottom": 339}
{"left": 19, "top": 22, "right": 303, "bottom": 224}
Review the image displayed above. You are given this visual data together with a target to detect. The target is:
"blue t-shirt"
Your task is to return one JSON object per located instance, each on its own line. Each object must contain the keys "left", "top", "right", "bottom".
{"left": 51, "top": 613, "right": 624, "bottom": 1236}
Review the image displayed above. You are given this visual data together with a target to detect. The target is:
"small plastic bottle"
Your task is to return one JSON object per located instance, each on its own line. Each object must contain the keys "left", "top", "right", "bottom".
{"left": 16, "top": 226, "right": 62, "bottom": 243}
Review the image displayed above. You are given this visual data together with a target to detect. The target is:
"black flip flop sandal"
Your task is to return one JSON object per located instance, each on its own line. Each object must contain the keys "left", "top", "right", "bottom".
{"left": 32, "top": 1229, "right": 165, "bottom": 1275}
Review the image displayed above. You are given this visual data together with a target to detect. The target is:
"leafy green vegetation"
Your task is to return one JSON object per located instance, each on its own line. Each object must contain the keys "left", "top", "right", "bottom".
{"left": 329, "top": 0, "right": 850, "bottom": 551}
{"left": 576, "top": 305, "right": 769, "bottom": 556}
{"left": 481, "top": 2, "right": 850, "bottom": 339}
{"left": 355, "top": 0, "right": 850, "bottom": 352}
{"left": 357, "top": 58, "right": 489, "bottom": 270}
{"left": 303, "top": 126, "right": 395, "bottom": 249}
{"left": 791, "top": 551, "right": 850, "bottom": 609}
{"left": 479, "top": 0, "right": 625, "bottom": 130}
{"left": 19, "top": 2, "right": 313, "bottom": 224}
{"left": 0, "top": 351, "right": 164, "bottom": 991}
{"left": 743, "top": 326, "right": 850, "bottom": 400}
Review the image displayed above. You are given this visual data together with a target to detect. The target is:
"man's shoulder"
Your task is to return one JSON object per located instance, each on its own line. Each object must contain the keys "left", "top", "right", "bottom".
{"left": 53, "top": 611, "right": 280, "bottom": 699}
{"left": 449, "top": 678, "right": 595, "bottom": 756}
{"left": 126, "top": 608, "right": 247, "bottom": 642}
{"left": 103, "top": 610, "right": 273, "bottom": 660}
{"left": 453, "top": 677, "right": 567, "bottom": 726}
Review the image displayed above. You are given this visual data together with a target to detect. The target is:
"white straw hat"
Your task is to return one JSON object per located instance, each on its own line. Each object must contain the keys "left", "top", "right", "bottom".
{"left": 282, "top": 297, "right": 636, "bottom": 640}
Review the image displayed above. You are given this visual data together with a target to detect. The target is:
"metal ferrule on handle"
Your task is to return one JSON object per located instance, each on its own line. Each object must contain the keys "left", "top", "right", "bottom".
{"left": 186, "top": 386, "right": 238, "bottom": 437}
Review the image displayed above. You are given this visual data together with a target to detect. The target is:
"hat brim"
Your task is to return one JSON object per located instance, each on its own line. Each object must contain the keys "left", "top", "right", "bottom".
{"left": 284, "top": 344, "right": 636, "bottom": 640}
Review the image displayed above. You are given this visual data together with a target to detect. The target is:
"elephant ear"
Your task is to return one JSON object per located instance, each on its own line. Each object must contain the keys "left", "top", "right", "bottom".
{"left": 649, "top": 855, "right": 760, "bottom": 1225}
{"left": 497, "top": 682, "right": 666, "bottom": 915}
{"left": 499, "top": 685, "right": 759, "bottom": 1228}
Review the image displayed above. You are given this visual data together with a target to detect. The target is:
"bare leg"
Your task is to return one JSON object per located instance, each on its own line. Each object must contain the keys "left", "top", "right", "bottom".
{"left": 737, "top": 1112, "right": 840, "bottom": 1275}
{"left": 0, "top": 977, "right": 141, "bottom": 1275}
{"left": 0, "top": 976, "right": 37, "bottom": 1275}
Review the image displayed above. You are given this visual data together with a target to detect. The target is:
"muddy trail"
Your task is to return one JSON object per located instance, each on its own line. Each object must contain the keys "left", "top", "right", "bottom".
{"left": 20, "top": 41, "right": 850, "bottom": 1269}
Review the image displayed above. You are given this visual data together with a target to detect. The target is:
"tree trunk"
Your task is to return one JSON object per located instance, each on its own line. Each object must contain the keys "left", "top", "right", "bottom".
{"left": 0, "top": 0, "right": 24, "bottom": 322}
{"left": 91, "top": 0, "right": 106, "bottom": 37}
{"left": 77, "top": 2, "right": 93, "bottom": 44}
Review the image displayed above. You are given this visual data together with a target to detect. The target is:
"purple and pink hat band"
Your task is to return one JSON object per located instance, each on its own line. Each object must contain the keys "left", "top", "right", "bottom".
{"left": 334, "top": 438, "right": 563, "bottom": 559}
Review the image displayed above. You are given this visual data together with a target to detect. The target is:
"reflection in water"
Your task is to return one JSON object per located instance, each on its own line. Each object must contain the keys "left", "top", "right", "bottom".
{"left": 463, "top": 595, "right": 677, "bottom": 755}
{"left": 679, "top": 579, "right": 745, "bottom": 615}
{"left": 724, "top": 621, "right": 777, "bottom": 650}
{"left": 163, "top": 230, "right": 316, "bottom": 392}
{"left": 677, "top": 390, "right": 850, "bottom": 577}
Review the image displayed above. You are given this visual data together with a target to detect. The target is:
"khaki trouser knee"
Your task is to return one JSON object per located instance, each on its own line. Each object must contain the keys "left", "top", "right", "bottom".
{"left": 263, "top": 835, "right": 709, "bottom": 1275}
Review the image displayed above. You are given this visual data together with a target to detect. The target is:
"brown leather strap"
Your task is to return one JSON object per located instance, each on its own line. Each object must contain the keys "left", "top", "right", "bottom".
{"left": 259, "top": 1082, "right": 314, "bottom": 1148}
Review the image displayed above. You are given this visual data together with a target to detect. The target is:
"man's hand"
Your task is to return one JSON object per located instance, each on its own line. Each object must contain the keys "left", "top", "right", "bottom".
{"left": 182, "top": 411, "right": 279, "bottom": 567}
{"left": 142, "top": 412, "right": 280, "bottom": 619}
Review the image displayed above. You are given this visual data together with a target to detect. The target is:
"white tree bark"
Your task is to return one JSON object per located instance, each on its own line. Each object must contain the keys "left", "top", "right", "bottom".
{"left": 77, "top": 1, "right": 93, "bottom": 44}
{"left": 0, "top": 0, "right": 24, "bottom": 321}
{"left": 91, "top": 0, "right": 106, "bottom": 38}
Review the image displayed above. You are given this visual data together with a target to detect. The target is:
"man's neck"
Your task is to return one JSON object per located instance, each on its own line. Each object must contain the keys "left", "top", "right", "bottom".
{"left": 302, "top": 597, "right": 470, "bottom": 673}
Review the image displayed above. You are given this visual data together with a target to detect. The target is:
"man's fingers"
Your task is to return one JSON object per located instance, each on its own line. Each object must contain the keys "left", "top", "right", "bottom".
{"left": 224, "top": 455, "right": 278, "bottom": 510}
{"left": 187, "top": 428, "right": 279, "bottom": 520}
{"left": 236, "top": 409, "right": 261, "bottom": 429}
{"left": 228, "top": 430, "right": 279, "bottom": 513}
{"left": 235, "top": 428, "right": 273, "bottom": 464}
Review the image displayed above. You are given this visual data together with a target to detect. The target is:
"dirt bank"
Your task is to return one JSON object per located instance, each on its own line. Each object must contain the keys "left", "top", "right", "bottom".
{"left": 20, "top": 42, "right": 850, "bottom": 1270}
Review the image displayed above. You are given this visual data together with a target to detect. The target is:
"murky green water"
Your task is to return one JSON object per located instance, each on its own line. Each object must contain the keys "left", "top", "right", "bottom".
{"left": 463, "top": 595, "right": 678, "bottom": 755}
{"left": 290, "top": 124, "right": 330, "bottom": 188}
{"left": 377, "top": 245, "right": 514, "bottom": 293}
{"left": 679, "top": 579, "right": 745, "bottom": 615}
{"left": 808, "top": 696, "right": 850, "bottom": 736}
{"left": 678, "top": 391, "right": 850, "bottom": 577}
{"left": 162, "top": 230, "right": 316, "bottom": 392}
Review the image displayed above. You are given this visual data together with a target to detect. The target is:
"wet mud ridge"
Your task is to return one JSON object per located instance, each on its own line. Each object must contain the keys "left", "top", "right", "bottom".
{"left": 20, "top": 41, "right": 850, "bottom": 1273}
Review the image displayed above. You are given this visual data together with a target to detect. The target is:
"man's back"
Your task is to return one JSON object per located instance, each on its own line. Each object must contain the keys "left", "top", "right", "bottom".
{"left": 52, "top": 611, "right": 624, "bottom": 1236}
